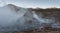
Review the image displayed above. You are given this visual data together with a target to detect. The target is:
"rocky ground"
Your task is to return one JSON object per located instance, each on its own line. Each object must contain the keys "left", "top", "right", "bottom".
{"left": 0, "top": 4, "right": 60, "bottom": 33}
{"left": 1, "top": 27, "right": 60, "bottom": 33}
{"left": 12, "top": 8, "right": 60, "bottom": 33}
{"left": 1, "top": 8, "right": 60, "bottom": 33}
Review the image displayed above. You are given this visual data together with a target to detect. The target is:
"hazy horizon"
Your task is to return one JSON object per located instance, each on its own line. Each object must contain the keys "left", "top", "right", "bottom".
{"left": 0, "top": 0, "right": 60, "bottom": 8}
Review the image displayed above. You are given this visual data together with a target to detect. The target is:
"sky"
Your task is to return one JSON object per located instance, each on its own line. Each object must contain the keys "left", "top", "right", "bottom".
{"left": 0, "top": 0, "right": 60, "bottom": 8}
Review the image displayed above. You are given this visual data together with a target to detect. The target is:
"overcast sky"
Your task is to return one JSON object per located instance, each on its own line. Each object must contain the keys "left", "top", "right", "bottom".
{"left": 0, "top": 0, "right": 60, "bottom": 8}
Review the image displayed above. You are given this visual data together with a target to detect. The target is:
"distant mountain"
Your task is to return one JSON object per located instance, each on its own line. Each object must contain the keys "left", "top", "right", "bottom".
{"left": 0, "top": 4, "right": 60, "bottom": 32}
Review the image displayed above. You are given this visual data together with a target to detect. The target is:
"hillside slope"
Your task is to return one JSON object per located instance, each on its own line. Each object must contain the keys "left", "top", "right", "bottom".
{"left": 0, "top": 4, "right": 60, "bottom": 33}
